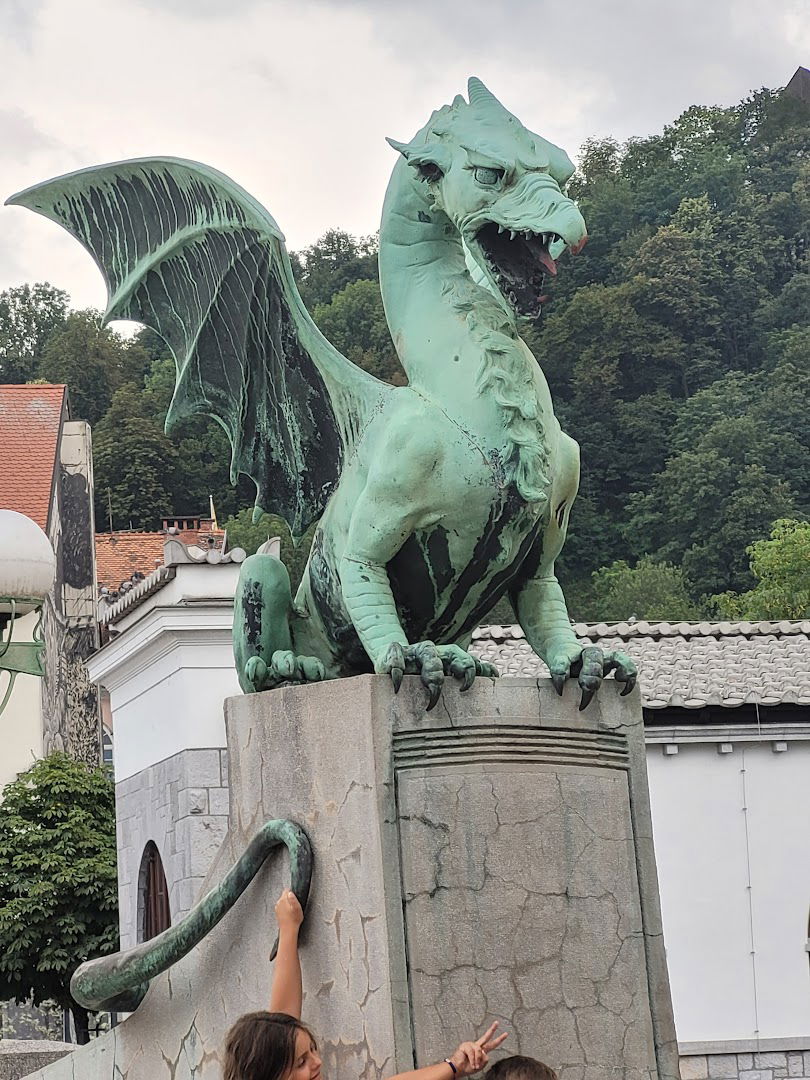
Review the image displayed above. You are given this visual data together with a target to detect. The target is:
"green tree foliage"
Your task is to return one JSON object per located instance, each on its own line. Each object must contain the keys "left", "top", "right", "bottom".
{"left": 92, "top": 349, "right": 251, "bottom": 532}
{"left": 0, "top": 754, "right": 118, "bottom": 1044}
{"left": 314, "top": 279, "right": 405, "bottom": 384}
{"left": 625, "top": 356, "right": 810, "bottom": 597}
{"left": 138, "top": 354, "right": 249, "bottom": 521}
{"left": 92, "top": 380, "right": 181, "bottom": 531}
{"left": 537, "top": 82, "right": 810, "bottom": 604}
{"left": 38, "top": 311, "right": 152, "bottom": 425}
{"left": 587, "top": 558, "right": 704, "bottom": 622}
{"left": 712, "top": 519, "right": 810, "bottom": 620}
{"left": 0, "top": 283, "right": 68, "bottom": 383}
{"left": 292, "top": 229, "right": 378, "bottom": 310}
{"left": 223, "top": 507, "right": 316, "bottom": 592}
{"left": 293, "top": 228, "right": 405, "bottom": 383}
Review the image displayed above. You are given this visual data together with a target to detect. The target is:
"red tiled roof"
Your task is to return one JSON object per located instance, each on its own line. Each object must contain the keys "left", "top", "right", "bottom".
{"left": 0, "top": 384, "right": 66, "bottom": 530}
{"left": 95, "top": 532, "right": 166, "bottom": 591}
{"left": 95, "top": 520, "right": 225, "bottom": 590}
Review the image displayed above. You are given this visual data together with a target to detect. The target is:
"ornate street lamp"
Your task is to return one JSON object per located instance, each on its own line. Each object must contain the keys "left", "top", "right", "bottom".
{"left": 0, "top": 509, "right": 56, "bottom": 714}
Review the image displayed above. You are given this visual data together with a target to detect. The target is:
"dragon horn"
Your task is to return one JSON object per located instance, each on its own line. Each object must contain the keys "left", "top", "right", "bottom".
{"left": 467, "top": 77, "right": 506, "bottom": 113}
{"left": 386, "top": 137, "right": 412, "bottom": 158}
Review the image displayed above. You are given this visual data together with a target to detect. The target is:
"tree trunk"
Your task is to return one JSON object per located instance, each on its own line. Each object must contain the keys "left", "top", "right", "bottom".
{"left": 71, "top": 1003, "right": 91, "bottom": 1045}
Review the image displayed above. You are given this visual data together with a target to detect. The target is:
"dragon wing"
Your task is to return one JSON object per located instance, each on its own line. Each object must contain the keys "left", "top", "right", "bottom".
{"left": 7, "top": 157, "right": 388, "bottom": 537}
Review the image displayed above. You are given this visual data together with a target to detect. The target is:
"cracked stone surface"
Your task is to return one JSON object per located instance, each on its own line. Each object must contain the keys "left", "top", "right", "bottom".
{"left": 24, "top": 676, "right": 678, "bottom": 1080}
{"left": 401, "top": 767, "right": 656, "bottom": 1078}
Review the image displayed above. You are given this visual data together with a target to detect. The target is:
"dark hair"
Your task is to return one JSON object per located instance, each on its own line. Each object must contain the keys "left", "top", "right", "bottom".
{"left": 487, "top": 1056, "right": 558, "bottom": 1080}
{"left": 222, "top": 1011, "right": 316, "bottom": 1080}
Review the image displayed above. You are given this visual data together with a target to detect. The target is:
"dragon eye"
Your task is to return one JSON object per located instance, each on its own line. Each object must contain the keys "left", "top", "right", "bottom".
{"left": 474, "top": 166, "right": 504, "bottom": 186}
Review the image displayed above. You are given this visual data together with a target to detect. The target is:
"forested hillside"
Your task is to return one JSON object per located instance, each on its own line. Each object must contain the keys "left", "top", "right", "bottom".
{"left": 2, "top": 84, "right": 808, "bottom": 621}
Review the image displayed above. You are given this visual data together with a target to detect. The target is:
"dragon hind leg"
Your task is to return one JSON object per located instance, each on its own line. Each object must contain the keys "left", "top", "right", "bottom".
{"left": 233, "top": 546, "right": 325, "bottom": 692}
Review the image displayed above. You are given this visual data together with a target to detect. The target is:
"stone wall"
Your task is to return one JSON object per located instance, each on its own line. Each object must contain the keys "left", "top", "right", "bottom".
{"left": 22, "top": 676, "right": 679, "bottom": 1080}
{"left": 115, "top": 748, "right": 229, "bottom": 949}
{"left": 681, "top": 1048, "right": 810, "bottom": 1080}
{"left": 0, "top": 1041, "right": 73, "bottom": 1079}
{"left": 112, "top": 740, "right": 810, "bottom": 1080}
{"left": 41, "top": 420, "right": 99, "bottom": 764}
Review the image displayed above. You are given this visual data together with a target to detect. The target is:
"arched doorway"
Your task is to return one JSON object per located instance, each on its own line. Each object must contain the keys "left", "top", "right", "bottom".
{"left": 137, "top": 841, "right": 171, "bottom": 942}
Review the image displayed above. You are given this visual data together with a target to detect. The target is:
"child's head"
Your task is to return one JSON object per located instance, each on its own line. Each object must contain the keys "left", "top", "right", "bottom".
{"left": 486, "top": 1056, "right": 558, "bottom": 1080}
{"left": 223, "top": 1011, "right": 321, "bottom": 1080}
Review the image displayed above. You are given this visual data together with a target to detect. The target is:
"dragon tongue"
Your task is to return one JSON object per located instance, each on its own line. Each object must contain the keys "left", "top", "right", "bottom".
{"left": 537, "top": 248, "right": 557, "bottom": 276}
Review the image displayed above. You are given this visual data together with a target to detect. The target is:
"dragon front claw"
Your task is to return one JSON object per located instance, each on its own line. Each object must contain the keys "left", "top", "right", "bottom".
{"left": 242, "top": 651, "right": 325, "bottom": 692}
{"left": 376, "top": 641, "right": 499, "bottom": 711}
{"left": 547, "top": 644, "right": 637, "bottom": 710}
{"left": 379, "top": 642, "right": 406, "bottom": 693}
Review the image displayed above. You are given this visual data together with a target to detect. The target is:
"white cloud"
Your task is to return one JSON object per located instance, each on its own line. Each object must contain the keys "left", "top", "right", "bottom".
{"left": 0, "top": 0, "right": 802, "bottom": 309}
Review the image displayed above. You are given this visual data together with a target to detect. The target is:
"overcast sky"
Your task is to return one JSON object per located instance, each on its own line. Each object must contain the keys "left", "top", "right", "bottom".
{"left": 0, "top": 0, "right": 806, "bottom": 312}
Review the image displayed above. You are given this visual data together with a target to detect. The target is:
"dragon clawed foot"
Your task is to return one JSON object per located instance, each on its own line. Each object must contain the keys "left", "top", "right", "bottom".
{"left": 376, "top": 641, "right": 499, "bottom": 711}
{"left": 244, "top": 651, "right": 326, "bottom": 692}
{"left": 547, "top": 644, "right": 637, "bottom": 710}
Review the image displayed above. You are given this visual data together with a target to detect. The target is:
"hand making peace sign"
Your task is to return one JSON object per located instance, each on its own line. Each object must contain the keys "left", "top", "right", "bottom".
{"left": 446, "top": 1022, "right": 509, "bottom": 1077}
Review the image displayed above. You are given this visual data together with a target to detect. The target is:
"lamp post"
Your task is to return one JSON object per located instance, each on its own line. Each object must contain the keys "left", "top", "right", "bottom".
{"left": 0, "top": 509, "right": 56, "bottom": 715}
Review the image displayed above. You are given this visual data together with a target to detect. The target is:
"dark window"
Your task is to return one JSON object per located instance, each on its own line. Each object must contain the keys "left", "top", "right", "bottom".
{"left": 102, "top": 729, "right": 113, "bottom": 768}
{"left": 137, "top": 841, "right": 171, "bottom": 942}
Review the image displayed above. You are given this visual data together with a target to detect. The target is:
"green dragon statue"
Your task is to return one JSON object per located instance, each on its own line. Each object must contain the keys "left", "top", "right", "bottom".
{"left": 9, "top": 77, "right": 636, "bottom": 710}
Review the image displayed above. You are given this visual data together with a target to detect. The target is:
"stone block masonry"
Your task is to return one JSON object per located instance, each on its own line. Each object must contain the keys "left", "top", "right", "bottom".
{"left": 24, "top": 676, "right": 678, "bottom": 1079}
{"left": 680, "top": 1049, "right": 810, "bottom": 1080}
{"left": 115, "top": 748, "right": 229, "bottom": 949}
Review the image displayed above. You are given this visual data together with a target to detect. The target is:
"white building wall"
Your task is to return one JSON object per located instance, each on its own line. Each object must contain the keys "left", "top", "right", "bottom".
{"left": 102, "top": 634, "right": 238, "bottom": 781}
{"left": 87, "top": 562, "right": 241, "bottom": 783}
{"left": 1, "top": 610, "right": 44, "bottom": 794}
{"left": 745, "top": 742, "right": 810, "bottom": 1039}
{"left": 86, "top": 561, "right": 241, "bottom": 945}
{"left": 647, "top": 738, "right": 810, "bottom": 1047}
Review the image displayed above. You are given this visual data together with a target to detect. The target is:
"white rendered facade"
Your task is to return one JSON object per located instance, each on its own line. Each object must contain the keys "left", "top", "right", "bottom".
{"left": 1, "top": 611, "right": 45, "bottom": 793}
{"left": 646, "top": 729, "right": 810, "bottom": 1051}
{"left": 88, "top": 561, "right": 241, "bottom": 783}
{"left": 87, "top": 558, "right": 242, "bottom": 946}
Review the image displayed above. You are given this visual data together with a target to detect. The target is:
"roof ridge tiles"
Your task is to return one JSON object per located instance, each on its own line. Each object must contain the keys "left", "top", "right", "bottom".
{"left": 476, "top": 619, "right": 810, "bottom": 641}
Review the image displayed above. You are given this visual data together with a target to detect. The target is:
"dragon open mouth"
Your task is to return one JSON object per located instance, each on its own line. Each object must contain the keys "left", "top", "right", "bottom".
{"left": 475, "top": 221, "right": 561, "bottom": 318}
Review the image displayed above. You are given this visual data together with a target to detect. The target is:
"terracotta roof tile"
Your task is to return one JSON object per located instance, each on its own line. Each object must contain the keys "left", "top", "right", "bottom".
{"left": 95, "top": 533, "right": 167, "bottom": 591}
{"left": 470, "top": 621, "right": 810, "bottom": 709}
{"left": 95, "top": 521, "right": 225, "bottom": 590}
{"left": 0, "top": 385, "right": 66, "bottom": 530}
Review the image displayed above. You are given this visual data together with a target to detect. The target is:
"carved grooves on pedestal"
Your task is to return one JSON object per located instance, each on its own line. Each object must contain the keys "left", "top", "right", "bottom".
{"left": 392, "top": 724, "right": 628, "bottom": 771}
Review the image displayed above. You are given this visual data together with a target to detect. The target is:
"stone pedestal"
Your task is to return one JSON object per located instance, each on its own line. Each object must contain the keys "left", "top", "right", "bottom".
{"left": 0, "top": 1041, "right": 73, "bottom": 1079}
{"left": 26, "top": 677, "right": 678, "bottom": 1080}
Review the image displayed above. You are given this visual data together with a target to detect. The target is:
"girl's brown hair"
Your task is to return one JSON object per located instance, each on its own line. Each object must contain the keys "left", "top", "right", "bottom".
{"left": 486, "top": 1056, "right": 558, "bottom": 1080}
{"left": 222, "top": 1011, "right": 316, "bottom": 1080}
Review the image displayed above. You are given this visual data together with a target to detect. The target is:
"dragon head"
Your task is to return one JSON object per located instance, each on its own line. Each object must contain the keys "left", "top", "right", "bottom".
{"left": 388, "top": 77, "right": 587, "bottom": 319}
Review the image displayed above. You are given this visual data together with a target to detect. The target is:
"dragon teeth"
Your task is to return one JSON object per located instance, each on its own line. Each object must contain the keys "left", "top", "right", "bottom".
{"left": 509, "top": 230, "right": 517, "bottom": 241}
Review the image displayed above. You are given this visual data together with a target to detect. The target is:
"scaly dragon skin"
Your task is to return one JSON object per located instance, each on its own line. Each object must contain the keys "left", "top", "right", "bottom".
{"left": 233, "top": 80, "right": 637, "bottom": 710}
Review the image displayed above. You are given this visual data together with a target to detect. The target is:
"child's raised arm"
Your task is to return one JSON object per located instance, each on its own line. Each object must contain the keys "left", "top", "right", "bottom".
{"left": 269, "top": 889, "right": 304, "bottom": 1018}
{"left": 391, "top": 1021, "right": 509, "bottom": 1080}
